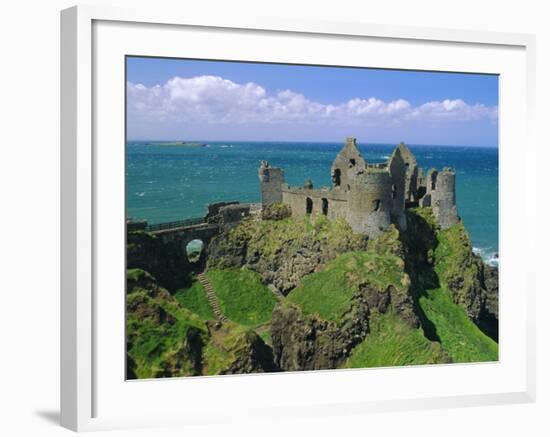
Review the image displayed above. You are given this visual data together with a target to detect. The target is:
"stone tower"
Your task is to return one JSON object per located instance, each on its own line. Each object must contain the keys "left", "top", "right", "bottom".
{"left": 331, "top": 137, "right": 366, "bottom": 192}
{"left": 395, "top": 142, "right": 419, "bottom": 204}
{"left": 258, "top": 160, "right": 285, "bottom": 205}
{"left": 430, "top": 168, "right": 459, "bottom": 229}
{"left": 347, "top": 170, "right": 392, "bottom": 237}
{"left": 387, "top": 146, "right": 407, "bottom": 230}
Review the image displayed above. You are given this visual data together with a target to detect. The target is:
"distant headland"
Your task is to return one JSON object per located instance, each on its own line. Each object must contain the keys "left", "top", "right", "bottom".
{"left": 153, "top": 141, "right": 207, "bottom": 147}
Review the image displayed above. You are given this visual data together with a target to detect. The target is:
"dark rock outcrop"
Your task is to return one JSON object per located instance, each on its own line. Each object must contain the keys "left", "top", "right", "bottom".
{"left": 270, "top": 295, "right": 370, "bottom": 371}
{"left": 127, "top": 230, "right": 193, "bottom": 292}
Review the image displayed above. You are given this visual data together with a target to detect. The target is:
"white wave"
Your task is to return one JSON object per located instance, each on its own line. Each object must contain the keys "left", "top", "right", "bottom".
{"left": 486, "top": 254, "right": 499, "bottom": 267}
{"left": 135, "top": 192, "right": 145, "bottom": 197}
{"left": 474, "top": 246, "right": 499, "bottom": 267}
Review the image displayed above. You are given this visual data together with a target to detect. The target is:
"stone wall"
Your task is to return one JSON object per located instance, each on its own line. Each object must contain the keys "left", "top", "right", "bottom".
{"left": 431, "top": 169, "right": 459, "bottom": 229}
{"left": 347, "top": 170, "right": 392, "bottom": 237}
{"left": 388, "top": 146, "right": 407, "bottom": 230}
{"left": 330, "top": 137, "right": 366, "bottom": 192}
{"left": 282, "top": 186, "right": 348, "bottom": 221}
{"left": 258, "top": 161, "right": 285, "bottom": 205}
{"left": 258, "top": 138, "right": 459, "bottom": 238}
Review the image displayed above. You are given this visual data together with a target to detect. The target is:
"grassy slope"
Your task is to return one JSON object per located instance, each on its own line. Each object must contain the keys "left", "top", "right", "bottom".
{"left": 346, "top": 310, "right": 448, "bottom": 368}
{"left": 202, "top": 324, "right": 253, "bottom": 375}
{"left": 287, "top": 251, "right": 408, "bottom": 322}
{"left": 419, "top": 221, "right": 498, "bottom": 362}
{"left": 207, "top": 268, "right": 278, "bottom": 327}
{"left": 127, "top": 269, "right": 271, "bottom": 377}
{"left": 419, "top": 288, "right": 497, "bottom": 362}
{"left": 126, "top": 276, "right": 208, "bottom": 378}
{"left": 174, "top": 279, "right": 215, "bottom": 321}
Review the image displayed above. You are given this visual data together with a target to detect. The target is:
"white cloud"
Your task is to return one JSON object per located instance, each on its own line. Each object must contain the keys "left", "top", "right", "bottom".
{"left": 127, "top": 75, "right": 497, "bottom": 127}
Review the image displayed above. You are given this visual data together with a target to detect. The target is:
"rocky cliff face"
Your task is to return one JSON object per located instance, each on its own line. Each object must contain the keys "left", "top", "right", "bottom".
{"left": 269, "top": 228, "right": 419, "bottom": 371}
{"left": 127, "top": 207, "right": 498, "bottom": 377}
{"left": 208, "top": 215, "right": 369, "bottom": 295}
{"left": 270, "top": 295, "right": 370, "bottom": 371}
{"left": 127, "top": 230, "right": 193, "bottom": 292}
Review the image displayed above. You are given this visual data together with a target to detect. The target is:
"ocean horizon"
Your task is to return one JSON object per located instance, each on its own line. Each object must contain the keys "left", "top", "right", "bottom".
{"left": 126, "top": 140, "right": 498, "bottom": 266}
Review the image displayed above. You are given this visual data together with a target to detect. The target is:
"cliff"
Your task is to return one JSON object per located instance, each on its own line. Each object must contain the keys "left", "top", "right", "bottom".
{"left": 126, "top": 269, "right": 278, "bottom": 378}
{"left": 208, "top": 215, "right": 369, "bottom": 294}
{"left": 127, "top": 207, "right": 498, "bottom": 377}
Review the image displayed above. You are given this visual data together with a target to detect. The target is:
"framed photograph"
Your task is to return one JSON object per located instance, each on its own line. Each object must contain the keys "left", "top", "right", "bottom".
{"left": 61, "top": 5, "right": 536, "bottom": 432}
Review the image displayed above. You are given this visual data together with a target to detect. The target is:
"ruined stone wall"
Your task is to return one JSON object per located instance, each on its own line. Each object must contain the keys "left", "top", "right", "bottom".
{"left": 282, "top": 190, "right": 308, "bottom": 217}
{"left": 431, "top": 169, "right": 459, "bottom": 229}
{"left": 347, "top": 170, "right": 392, "bottom": 238}
{"left": 387, "top": 148, "right": 407, "bottom": 230}
{"left": 218, "top": 204, "right": 251, "bottom": 227}
{"left": 258, "top": 161, "right": 285, "bottom": 205}
{"left": 282, "top": 187, "right": 348, "bottom": 220}
{"left": 330, "top": 137, "right": 366, "bottom": 192}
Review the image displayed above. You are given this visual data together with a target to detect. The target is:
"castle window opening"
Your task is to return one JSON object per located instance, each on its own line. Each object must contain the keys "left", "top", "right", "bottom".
{"left": 322, "top": 198, "right": 329, "bottom": 216}
{"left": 306, "top": 197, "right": 313, "bottom": 215}
{"left": 392, "top": 184, "right": 397, "bottom": 199}
{"left": 431, "top": 172, "right": 437, "bottom": 190}
{"left": 333, "top": 168, "right": 341, "bottom": 186}
{"left": 417, "top": 186, "right": 426, "bottom": 199}
{"left": 373, "top": 199, "right": 381, "bottom": 212}
{"left": 349, "top": 158, "right": 356, "bottom": 167}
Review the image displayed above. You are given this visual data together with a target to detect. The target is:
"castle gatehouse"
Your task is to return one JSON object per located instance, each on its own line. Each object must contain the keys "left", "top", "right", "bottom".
{"left": 258, "top": 137, "right": 459, "bottom": 238}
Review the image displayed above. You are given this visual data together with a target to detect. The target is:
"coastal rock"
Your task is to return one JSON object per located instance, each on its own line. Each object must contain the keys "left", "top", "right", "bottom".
{"left": 127, "top": 229, "right": 193, "bottom": 292}
{"left": 270, "top": 295, "right": 370, "bottom": 371}
{"left": 478, "top": 264, "right": 499, "bottom": 341}
{"left": 208, "top": 216, "right": 368, "bottom": 295}
{"left": 126, "top": 270, "right": 207, "bottom": 378}
{"left": 404, "top": 208, "right": 499, "bottom": 341}
{"left": 205, "top": 322, "right": 278, "bottom": 375}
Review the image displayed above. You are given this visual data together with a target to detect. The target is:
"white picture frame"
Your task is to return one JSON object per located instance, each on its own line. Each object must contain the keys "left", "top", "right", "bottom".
{"left": 60, "top": 5, "right": 537, "bottom": 432}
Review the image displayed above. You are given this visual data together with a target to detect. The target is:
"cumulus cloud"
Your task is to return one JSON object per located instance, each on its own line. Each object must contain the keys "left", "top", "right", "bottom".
{"left": 127, "top": 75, "right": 497, "bottom": 128}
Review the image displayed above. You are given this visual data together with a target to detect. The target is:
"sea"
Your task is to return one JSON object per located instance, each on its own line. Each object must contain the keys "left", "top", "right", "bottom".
{"left": 126, "top": 141, "right": 499, "bottom": 266}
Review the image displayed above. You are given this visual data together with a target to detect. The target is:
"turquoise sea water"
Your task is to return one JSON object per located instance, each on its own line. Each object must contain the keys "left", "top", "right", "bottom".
{"left": 126, "top": 141, "right": 498, "bottom": 265}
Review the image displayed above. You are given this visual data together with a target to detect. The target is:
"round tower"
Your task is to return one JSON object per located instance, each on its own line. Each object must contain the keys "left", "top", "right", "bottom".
{"left": 431, "top": 168, "right": 459, "bottom": 229}
{"left": 347, "top": 170, "right": 392, "bottom": 238}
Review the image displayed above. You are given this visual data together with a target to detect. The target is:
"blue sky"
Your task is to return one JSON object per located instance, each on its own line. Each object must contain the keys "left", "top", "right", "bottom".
{"left": 126, "top": 57, "right": 499, "bottom": 147}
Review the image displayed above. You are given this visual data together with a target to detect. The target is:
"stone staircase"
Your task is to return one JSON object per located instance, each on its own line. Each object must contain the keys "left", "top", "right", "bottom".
{"left": 268, "top": 284, "right": 285, "bottom": 301}
{"left": 198, "top": 271, "right": 228, "bottom": 323}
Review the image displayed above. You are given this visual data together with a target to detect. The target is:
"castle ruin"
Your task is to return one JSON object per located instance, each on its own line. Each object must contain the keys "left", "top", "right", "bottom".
{"left": 258, "top": 137, "right": 459, "bottom": 238}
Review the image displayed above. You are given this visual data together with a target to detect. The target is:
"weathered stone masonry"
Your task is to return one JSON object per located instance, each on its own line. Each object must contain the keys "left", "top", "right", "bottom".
{"left": 258, "top": 137, "right": 459, "bottom": 238}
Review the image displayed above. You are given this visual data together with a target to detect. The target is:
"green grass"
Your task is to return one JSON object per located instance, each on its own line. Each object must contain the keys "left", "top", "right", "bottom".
{"left": 174, "top": 280, "right": 215, "bottom": 320}
{"left": 419, "top": 287, "right": 498, "bottom": 363}
{"left": 207, "top": 268, "right": 278, "bottom": 327}
{"left": 287, "top": 251, "right": 409, "bottom": 322}
{"left": 420, "top": 221, "right": 498, "bottom": 363}
{"left": 126, "top": 288, "right": 207, "bottom": 379}
{"left": 220, "top": 215, "right": 367, "bottom": 263}
{"left": 127, "top": 267, "right": 146, "bottom": 282}
{"left": 346, "top": 310, "right": 448, "bottom": 368}
{"left": 202, "top": 324, "right": 253, "bottom": 375}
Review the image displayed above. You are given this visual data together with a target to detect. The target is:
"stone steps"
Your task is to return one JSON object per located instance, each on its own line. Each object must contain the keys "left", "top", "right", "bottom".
{"left": 198, "top": 271, "right": 228, "bottom": 323}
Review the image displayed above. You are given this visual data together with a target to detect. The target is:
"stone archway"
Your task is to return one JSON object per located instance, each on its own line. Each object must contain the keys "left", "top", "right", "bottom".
{"left": 185, "top": 239, "right": 204, "bottom": 264}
